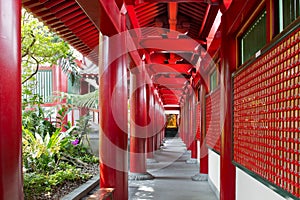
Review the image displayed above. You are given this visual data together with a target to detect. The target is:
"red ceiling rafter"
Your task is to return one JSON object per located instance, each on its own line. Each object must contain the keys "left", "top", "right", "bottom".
{"left": 22, "top": 0, "right": 99, "bottom": 62}
{"left": 23, "top": 0, "right": 221, "bottom": 106}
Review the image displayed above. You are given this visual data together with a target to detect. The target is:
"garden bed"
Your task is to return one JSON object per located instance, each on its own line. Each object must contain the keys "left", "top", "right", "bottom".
{"left": 24, "top": 164, "right": 99, "bottom": 200}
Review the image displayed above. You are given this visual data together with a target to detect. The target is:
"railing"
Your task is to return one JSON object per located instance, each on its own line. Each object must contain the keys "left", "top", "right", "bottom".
{"left": 233, "top": 24, "right": 300, "bottom": 199}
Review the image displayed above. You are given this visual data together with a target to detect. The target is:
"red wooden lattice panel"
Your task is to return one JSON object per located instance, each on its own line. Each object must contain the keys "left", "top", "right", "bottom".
{"left": 195, "top": 103, "right": 201, "bottom": 140}
{"left": 206, "top": 88, "right": 221, "bottom": 153}
{"left": 233, "top": 27, "right": 300, "bottom": 198}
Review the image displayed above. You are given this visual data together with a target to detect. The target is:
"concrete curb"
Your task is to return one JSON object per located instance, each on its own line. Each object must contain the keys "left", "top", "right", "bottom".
{"left": 61, "top": 174, "right": 99, "bottom": 200}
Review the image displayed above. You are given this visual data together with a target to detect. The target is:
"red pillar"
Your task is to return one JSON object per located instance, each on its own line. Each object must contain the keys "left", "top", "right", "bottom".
{"left": 192, "top": 85, "right": 208, "bottom": 181}
{"left": 185, "top": 95, "right": 191, "bottom": 148}
{"left": 80, "top": 80, "right": 89, "bottom": 116}
{"left": 129, "top": 68, "right": 153, "bottom": 180}
{"left": 219, "top": 13, "right": 236, "bottom": 200}
{"left": 186, "top": 91, "right": 197, "bottom": 164}
{"left": 99, "top": 16, "right": 128, "bottom": 199}
{"left": 187, "top": 90, "right": 197, "bottom": 157}
{"left": 190, "top": 140, "right": 197, "bottom": 159}
{"left": 153, "top": 94, "right": 158, "bottom": 150}
{"left": 181, "top": 103, "right": 185, "bottom": 142}
{"left": 0, "top": 1, "right": 23, "bottom": 199}
{"left": 147, "top": 87, "right": 155, "bottom": 159}
{"left": 200, "top": 85, "right": 208, "bottom": 174}
{"left": 160, "top": 103, "right": 165, "bottom": 145}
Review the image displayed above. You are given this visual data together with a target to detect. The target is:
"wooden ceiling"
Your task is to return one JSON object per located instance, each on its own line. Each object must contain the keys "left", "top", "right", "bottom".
{"left": 22, "top": 0, "right": 220, "bottom": 107}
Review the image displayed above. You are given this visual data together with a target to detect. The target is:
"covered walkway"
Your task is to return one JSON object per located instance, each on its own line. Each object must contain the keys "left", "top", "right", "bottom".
{"left": 0, "top": 1, "right": 299, "bottom": 200}
{"left": 129, "top": 138, "right": 217, "bottom": 200}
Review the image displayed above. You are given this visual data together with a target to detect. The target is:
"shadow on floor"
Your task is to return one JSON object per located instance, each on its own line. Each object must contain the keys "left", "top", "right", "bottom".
{"left": 129, "top": 138, "right": 218, "bottom": 200}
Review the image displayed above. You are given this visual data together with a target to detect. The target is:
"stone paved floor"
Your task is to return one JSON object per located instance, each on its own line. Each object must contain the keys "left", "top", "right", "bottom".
{"left": 129, "top": 137, "right": 218, "bottom": 200}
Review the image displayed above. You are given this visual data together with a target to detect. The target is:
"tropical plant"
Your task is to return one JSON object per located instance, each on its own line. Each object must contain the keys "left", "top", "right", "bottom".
{"left": 23, "top": 127, "right": 62, "bottom": 172}
{"left": 57, "top": 90, "right": 99, "bottom": 109}
{"left": 21, "top": 8, "right": 98, "bottom": 200}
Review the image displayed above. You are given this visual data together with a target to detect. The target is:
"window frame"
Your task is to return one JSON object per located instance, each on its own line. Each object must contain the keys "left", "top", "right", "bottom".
{"left": 279, "top": 0, "right": 300, "bottom": 32}
{"left": 240, "top": 9, "right": 267, "bottom": 65}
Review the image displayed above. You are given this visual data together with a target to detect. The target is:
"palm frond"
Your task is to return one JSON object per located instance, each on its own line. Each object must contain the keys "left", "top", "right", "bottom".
{"left": 59, "top": 55, "right": 81, "bottom": 85}
{"left": 55, "top": 90, "right": 98, "bottom": 109}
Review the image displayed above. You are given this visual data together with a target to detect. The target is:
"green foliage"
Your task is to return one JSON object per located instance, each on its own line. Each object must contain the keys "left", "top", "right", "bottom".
{"left": 21, "top": 9, "right": 98, "bottom": 199}
{"left": 23, "top": 126, "right": 65, "bottom": 172}
{"left": 22, "top": 102, "right": 98, "bottom": 197}
{"left": 24, "top": 163, "right": 92, "bottom": 199}
{"left": 22, "top": 97, "right": 56, "bottom": 138}
{"left": 21, "top": 9, "right": 71, "bottom": 85}
{"left": 57, "top": 90, "right": 99, "bottom": 109}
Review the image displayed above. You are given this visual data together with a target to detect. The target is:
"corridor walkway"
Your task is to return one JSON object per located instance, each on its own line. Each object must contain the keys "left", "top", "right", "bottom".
{"left": 129, "top": 138, "right": 218, "bottom": 200}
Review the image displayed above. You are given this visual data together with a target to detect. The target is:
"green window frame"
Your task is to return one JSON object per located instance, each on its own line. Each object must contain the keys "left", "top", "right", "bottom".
{"left": 36, "top": 70, "right": 53, "bottom": 103}
{"left": 240, "top": 10, "right": 267, "bottom": 64}
{"left": 210, "top": 69, "right": 218, "bottom": 92}
{"left": 279, "top": 0, "right": 300, "bottom": 32}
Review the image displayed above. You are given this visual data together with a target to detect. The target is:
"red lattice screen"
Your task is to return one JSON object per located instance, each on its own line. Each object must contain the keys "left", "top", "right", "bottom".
{"left": 233, "top": 27, "right": 300, "bottom": 198}
{"left": 206, "top": 88, "right": 221, "bottom": 153}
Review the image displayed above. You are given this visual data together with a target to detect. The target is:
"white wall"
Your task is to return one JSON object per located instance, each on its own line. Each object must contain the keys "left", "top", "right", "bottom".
{"left": 197, "top": 140, "right": 200, "bottom": 163}
{"left": 236, "top": 169, "right": 289, "bottom": 200}
{"left": 207, "top": 150, "right": 289, "bottom": 200}
{"left": 208, "top": 149, "right": 220, "bottom": 192}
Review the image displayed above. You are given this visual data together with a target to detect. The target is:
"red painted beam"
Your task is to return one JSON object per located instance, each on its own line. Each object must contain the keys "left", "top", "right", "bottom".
{"left": 126, "top": 5, "right": 141, "bottom": 34}
{"left": 126, "top": 0, "right": 219, "bottom": 5}
{"left": 55, "top": 5, "right": 79, "bottom": 18}
{"left": 44, "top": 0, "right": 64, "bottom": 8}
{"left": 162, "top": 98, "right": 179, "bottom": 103}
{"left": 76, "top": 0, "right": 121, "bottom": 35}
{"left": 0, "top": 0, "right": 23, "bottom": 199}
{"left": 159, "top": 88, "right": 182, "bottom": 93}
{"left": 140, "top": 38, "right": 201, "bottom": 52}
{"left": 198, "top": 4, "right": 210, "bottom": 37}
{"left": 163, "top": 100, "right": 179, "bottom": 104}
{"left": 161, "top": 94, "right": 180, "bottom": 99}
{"left": 164, "top": 106, "right": 180, "bottom": 110}
{"left": 149, "top": 63, "right": 193, "bottom": 75}
{"left": 153, "top": 76, "right": 187, "bottom": 85}
{"left": 50, "top": 1, "right": 76, "bottom": 13}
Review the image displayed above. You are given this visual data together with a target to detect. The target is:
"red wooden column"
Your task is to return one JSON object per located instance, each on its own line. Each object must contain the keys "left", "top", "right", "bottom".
{"left": 0, "top": 1, "right": 23, "bottom": 199}
{"left": 147, "top": 87, "right": 157, "bottom": 162}
{"left": 79, "top": 80, "right": 89, "bottom": 116}
{"left": 180, "top": 101, "right": 185, "bottom": 142}
{"left": 129, "top": 66, "right": 154, "bottom": 180}
{"left": 186, "top": 95, "right": 190, "bottom": 146}
{"left": 219, "top": 13, "right": 236, "bottom": 200}
{"left": 186, "top": 91, "right": 198, "bottom": 164}
{"left": 152, "top": 91, "right": 158, "bottom": 152}
{"left": 182, "top": 100, "right": 185, "bottom": 142}
{"left": 160, "top": 103, "right": 165, "bottom": 144}
{"left": 181, "top": 98, "right": 185, "bottom": 143}
{"left": 99, "top": 15, "right": 128, "bottom": 199}
{"left": 153, "top": 94, "right": 159, "bottom": 150}
{"left": 192, "top": 85, "right": 208, "bottom": 181}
